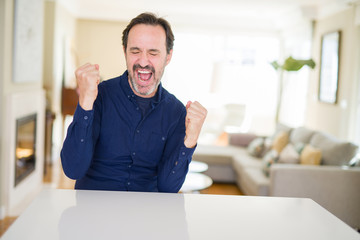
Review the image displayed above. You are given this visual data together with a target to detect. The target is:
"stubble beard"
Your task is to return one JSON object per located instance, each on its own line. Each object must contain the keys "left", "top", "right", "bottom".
{"left": 129, "top": 64, "right": 165, "bottom": 97}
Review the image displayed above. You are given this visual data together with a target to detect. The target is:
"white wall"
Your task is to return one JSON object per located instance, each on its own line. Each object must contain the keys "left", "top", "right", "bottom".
{"left": 0, "top": 0, "right": 6, "bottom": 220}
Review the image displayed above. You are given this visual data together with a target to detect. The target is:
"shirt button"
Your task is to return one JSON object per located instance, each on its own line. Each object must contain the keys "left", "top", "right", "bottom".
{"left": 172, "top": 171, "right": 175, "bottom": 174}
{"left": 175, "top": 161, "right": 178, "bottom": 166}
{"left": 136, "top": 130, "right": 140, "bottom": 133}
{"left": 182, "top": 152, "right": 186, "bottom": 156}
{"left": 127, "top": 182, "right": 131, "bottom": 185}
{"left": 128, "top": 165, "right": 132, "bottom": 168}
{"left": 136, "top": 107, "right": 139, "bottom": 110}
{"left": 84, "top": 116, "right": 88, "bottom": 120}
{"left": 127, "top": 95, "right": 130, "bottom": 98}
{"left": 80, "top": 139, "right": 84, "bottom": 142}
{"left": 132, "top": 152, "right": 136, "bottom": 156}
{"left": 162, "top": 137, "right": 165, "bottom": 141}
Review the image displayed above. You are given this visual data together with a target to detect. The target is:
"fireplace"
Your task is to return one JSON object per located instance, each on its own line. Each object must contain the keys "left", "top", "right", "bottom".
{"left": 2, "top": 90, "right": 45, "bottom": 217}
{"left": 15, "top": 114, "right": 37, "bottom": 187}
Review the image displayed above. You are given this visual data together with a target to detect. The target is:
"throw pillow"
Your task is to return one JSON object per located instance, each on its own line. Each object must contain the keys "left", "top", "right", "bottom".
{"left": 262, "top": 149, "right": 279, "bottom": 177}
{"left": 310, "top": 132, "right": 358, "bottom": 166}
{"left": 278, "top": 143, "right": 300, "bottom": 164}
{"left": 289, "top": 127, "right": 315, "bottom": 145}
{"left": 271, "top": 131, "right": 289, "bottom": 153}
{"left": 247, "top": 137, "right": 265, "bottom": 157}
{"left": 300, "top": 144, "right": 322, "bottom": 165}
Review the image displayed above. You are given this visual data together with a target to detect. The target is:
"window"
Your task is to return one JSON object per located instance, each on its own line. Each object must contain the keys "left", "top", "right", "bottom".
{"left": 163, "top": 32, "right": 280, "bottom": 143}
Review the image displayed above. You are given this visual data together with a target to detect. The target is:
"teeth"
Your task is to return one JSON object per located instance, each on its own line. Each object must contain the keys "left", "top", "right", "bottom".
{"left": 138, "top": 70, "right": 151, "bottom": 74}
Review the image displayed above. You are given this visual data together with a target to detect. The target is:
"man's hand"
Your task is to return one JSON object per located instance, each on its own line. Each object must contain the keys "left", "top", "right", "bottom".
{"left": 184, "top": 101, "right": 207, "bottom": 148}
{"left": 75, "top": 63, "right": 101, "bottom": 110}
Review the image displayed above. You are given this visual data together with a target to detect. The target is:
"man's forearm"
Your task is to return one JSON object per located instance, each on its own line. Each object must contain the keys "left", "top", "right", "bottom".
{"left": 61, "top": 105, "right": 96, "bottom": 180}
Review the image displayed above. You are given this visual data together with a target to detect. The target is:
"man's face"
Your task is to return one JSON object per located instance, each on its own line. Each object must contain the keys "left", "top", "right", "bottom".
{"left": 124, "top": 24, "right": 172, "bottom": 98}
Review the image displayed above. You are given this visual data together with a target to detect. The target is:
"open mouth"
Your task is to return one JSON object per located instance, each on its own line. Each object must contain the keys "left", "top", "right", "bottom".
{"left": 137, "top": 69, "right": 153, "bottom": 82}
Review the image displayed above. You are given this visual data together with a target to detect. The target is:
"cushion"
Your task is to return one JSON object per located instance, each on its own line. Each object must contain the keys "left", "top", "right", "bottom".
{"left": 300, "top": 144, "right": 322, "bottom": 165}
{"left": 310, "top": 132, "right": 358, "bottom": 166}
{"left": 247, "top": 137, "right": 265, "bottom": 157}
{"left": 278, "top": 143, "right": 300, "bottom": 164}
{"left": 262, "top": 149, "right": 279, "bottom": 177}
{"left": 290, "top": 127, "right": 315, "bottom": 145}
{"left": 271, "top": 131, "right": 289, "bottom": 153}
{"left": 229, "top": 133, "right": 258, "bottom": 147}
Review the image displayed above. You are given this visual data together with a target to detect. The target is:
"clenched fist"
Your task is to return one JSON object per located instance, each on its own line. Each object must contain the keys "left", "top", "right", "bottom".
{"left": 184, "top": 101, "right": 207, "bottom": 148}
{"left": 75, "top": 63, "right": 101, "bottom": 110}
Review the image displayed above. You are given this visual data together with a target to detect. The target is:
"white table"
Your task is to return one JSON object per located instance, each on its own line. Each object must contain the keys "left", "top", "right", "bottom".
{"left": 2, "top": 189, "right": 359, "bottom": 240}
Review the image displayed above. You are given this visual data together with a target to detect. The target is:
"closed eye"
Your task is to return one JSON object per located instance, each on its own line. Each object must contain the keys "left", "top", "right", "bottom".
{"left": 149, "top": 50, "right": 160, "bottom": 56}
{"left": 129, "top": 47, "right": 141, "bottom": 54}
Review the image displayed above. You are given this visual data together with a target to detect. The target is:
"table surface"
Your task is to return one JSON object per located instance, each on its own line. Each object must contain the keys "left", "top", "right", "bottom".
{"left": 2, "top": 189, "right": 359, "bottom": 240}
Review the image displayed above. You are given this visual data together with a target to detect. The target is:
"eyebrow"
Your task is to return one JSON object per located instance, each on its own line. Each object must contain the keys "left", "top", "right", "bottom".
{"left": 129, "top": 47, "right": 160, "bottom": 53}
{"left": 129, "top": 47, "right": 140, "bottom": 51}
{"left": 148, "top": 49, "right": 160, "bottom": 53}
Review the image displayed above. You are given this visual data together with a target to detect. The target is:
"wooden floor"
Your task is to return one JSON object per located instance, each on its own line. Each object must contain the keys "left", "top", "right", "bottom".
{"left": 0, "top": 161, "right": 242, "bottom": 237}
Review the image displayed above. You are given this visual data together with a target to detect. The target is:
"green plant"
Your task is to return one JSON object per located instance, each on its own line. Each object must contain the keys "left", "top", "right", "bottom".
{"left": 271, "top": 56, "right": 315, "bottom": 123}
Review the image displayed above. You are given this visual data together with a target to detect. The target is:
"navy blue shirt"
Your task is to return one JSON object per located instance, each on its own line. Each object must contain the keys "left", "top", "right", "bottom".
{"left": 60, "top": 71, "right": 195, "bottom": 193}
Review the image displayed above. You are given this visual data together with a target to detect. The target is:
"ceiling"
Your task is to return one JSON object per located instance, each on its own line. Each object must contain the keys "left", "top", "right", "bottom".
{"left": 57, "top": 0, "right": 357, "bottom": 32}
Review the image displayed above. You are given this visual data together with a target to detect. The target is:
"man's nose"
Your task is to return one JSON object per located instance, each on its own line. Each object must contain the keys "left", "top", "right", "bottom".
{"left": 138, "top": 52, "right": 149, "bottom": 66}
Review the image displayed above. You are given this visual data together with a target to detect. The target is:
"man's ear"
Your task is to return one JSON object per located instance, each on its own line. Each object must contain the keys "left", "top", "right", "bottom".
{"left": 165, "top": 49, "right": 173, "bottom": 66}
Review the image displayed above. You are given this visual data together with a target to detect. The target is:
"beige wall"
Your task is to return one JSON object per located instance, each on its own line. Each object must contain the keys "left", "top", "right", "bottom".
{"left": 305, "top": 8, "right": 360, "bottom": 141}
{"left": 43, "top": 1, "right": 56, "bottom": 108}
{"left": 76, "top": 19, "right": 128, "bottom": 80}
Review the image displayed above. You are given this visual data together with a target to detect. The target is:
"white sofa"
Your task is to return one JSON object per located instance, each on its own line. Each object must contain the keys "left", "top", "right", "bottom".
{"left": 193, "top": 125, "right": 360, "bottom": 229}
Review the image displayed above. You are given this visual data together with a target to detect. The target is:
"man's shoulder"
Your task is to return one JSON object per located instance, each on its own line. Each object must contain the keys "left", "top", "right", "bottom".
{"left": 98, "top": 75, "right": 126, "bottom": 96}
{"left": 99, "top": 75, "right": 122, "bottom": 88}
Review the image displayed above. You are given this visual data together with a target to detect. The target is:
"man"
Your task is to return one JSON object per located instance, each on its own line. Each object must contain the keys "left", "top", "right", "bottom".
{"left": 61, "top": 12, "right": 207, "bottom": 193}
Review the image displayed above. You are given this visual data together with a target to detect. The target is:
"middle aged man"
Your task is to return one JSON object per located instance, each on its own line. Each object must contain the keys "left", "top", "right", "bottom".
{"left": 60, "top": 12, "right": 207, "bottom": 193}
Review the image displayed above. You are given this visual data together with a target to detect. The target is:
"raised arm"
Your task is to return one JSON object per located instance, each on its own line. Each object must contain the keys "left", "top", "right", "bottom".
{"left": 60, "top": 63, "right": 101, "bottom": 180}
{"left": 157, "top": 101, "right": 207, "bottom": 192}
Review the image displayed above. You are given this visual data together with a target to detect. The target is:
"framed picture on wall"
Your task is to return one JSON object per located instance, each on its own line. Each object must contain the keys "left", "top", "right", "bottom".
{"left": 318, "top": 31, "right": 341, "bottom": 104}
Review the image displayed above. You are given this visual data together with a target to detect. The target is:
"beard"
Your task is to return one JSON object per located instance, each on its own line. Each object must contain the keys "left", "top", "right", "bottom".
{"left": 128, "top": 63, "right": 164, "bottom": 97}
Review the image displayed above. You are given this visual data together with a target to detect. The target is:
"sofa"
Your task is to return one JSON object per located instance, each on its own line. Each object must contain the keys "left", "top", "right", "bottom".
{"left": 193, "top": 124, "right": 360, "bottom": 229}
